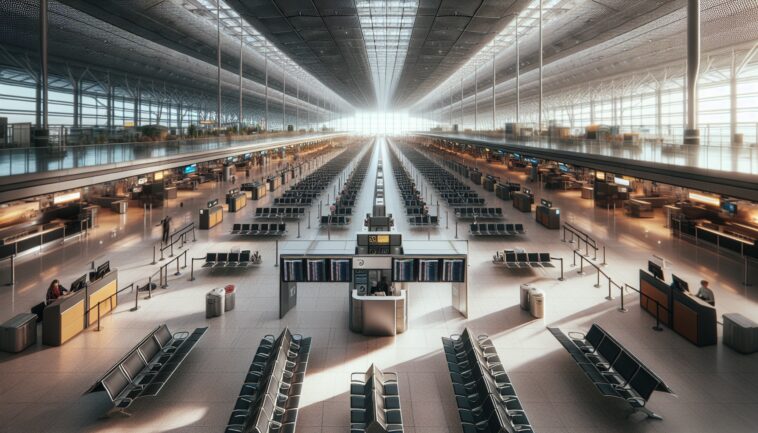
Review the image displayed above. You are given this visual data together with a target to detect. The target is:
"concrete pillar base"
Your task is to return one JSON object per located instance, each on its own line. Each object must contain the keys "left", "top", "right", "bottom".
{"left": 684, "top": 128, "right": 700, "bottom": 145}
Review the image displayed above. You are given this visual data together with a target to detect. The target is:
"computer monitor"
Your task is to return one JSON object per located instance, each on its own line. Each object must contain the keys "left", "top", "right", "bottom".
{"left": 647, "top": 261, "right": 664, "bottom": 281}
{"left": 96, "top": 261, "right": 110, "bottom": 280}
{"left": 70, "top": 274, "right": 87, "bottom": 293}
{"left": 671, "top": 274, "right": 689, "bottom": 293}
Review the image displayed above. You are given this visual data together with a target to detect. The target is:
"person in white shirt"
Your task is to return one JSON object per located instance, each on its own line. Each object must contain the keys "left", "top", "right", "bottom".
{"left": 696, "top": 280, "right": 715, "bottom": 306}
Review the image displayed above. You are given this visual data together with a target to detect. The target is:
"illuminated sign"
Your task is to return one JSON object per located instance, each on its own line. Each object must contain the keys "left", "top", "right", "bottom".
{"left": 53, "top": 191, "right": 81, "bottom": 205}
{"left": 613, "top": 177, "right": 630, "bottom": 186}
{"left": 688, "top": 192, "right": 720, "bottom": 206}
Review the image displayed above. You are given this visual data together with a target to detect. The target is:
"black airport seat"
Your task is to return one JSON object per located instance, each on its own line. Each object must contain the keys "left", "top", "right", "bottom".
{"left": 86, "top": 325, "right": 207, "bottom": 414}
{"left": 548, "top": 325, "right": 675, "bottom": 420}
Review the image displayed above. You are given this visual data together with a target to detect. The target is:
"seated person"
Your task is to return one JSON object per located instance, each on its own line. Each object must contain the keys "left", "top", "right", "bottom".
{"left": 696, "top": 280, "right": 715, "bottom": 306}
{"left": 45, "top": 279, "right": 69, "bottom": 305}
{"left": 372, "top": 277, "right": 390, "bottom": 296}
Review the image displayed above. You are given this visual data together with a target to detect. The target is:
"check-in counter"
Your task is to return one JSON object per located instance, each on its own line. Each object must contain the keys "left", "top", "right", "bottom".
{"left": 581, "top": 186, "right": 593, "bottom": 199}
{"left": 226, "top": 192, "right": 247, "bottom": 213}
{"left": 86, "top": 270, "right": 118, "bottom": 327}
{"left": 199, "top": 205, "right": 223, "bottom": 229}
{"left": 625, "top": 199, "right": 654, "bottom": 218}
{"left": 267, "top": 176, "right": 282, "bottom": 192}
{"left": 42, "top": 270, "right": 118, "bottom": 346}
{"left": 349, "top": 289, "right": 407, "bottom": 336}
{"left": 639, "top": 269, "right": 716, "bottom": 346}
{"left": 165, "top": 186, "right": 178, "bottom": 199}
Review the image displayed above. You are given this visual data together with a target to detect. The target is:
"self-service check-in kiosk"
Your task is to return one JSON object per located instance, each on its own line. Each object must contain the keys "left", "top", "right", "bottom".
{"left": 199, "top": 199, "right": 223, "bottom": 229}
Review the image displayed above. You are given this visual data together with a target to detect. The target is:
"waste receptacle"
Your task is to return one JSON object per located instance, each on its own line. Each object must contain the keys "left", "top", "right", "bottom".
{"left": 206, "top": 288, "right": 225, "bottom": 318}
{"left": 519, "top": 284, "right": 532, "bottom": 311}
{"left": 0, "top": 313, "right": 37, "bottom": 353}
{"left": 529, "top": 288, "right": 545, "bottom": 318}
{"left": 224, "top": 284, "right": 236, "bottom": 312}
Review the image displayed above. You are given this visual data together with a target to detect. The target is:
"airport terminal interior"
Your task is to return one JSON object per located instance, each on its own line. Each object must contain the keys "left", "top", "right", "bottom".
{"left": 2, "top": 1, "right": 758, "bottom": 432}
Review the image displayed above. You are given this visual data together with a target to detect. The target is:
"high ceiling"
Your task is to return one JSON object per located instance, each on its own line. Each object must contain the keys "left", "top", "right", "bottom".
{"left": 226, "top": 1, "right": 525, "bottom": 109}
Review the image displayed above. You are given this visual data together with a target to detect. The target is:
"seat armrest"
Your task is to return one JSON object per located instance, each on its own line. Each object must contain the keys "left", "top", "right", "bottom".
{"left": 173, "top": 331, "right": 190, "bottom": 339}
{"left": 567, "top": 331, "right": 586, "bottom": 340}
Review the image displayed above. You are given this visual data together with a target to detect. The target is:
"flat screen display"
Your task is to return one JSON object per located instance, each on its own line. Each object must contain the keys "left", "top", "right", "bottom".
{"left": 721, "top": 201, "right": 737, "bottom": 214}
{"left": 183, "top": 164, "right": 197, "bottom": 175}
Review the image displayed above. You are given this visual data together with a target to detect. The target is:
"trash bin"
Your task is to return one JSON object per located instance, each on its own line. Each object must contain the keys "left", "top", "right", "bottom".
{"left": 206, "top": 288, "right": 225, "bottom": 318}
{"left": 529, "top": 288, "right": 545, "bottom": 319}
{"left": 0, "top": 313, "right": 37, "bottom": 353}
{"left": 519, "top": 284, "right": 532, "bottom": 311}
{"left": 224, "top": 284, "right": 236, "bottom": 312}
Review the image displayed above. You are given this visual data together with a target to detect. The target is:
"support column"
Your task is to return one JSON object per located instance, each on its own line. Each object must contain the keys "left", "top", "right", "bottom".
{"left": 37, "top": 0, "right": 49, "bottom": 139}
{"left": 283, "top": 72, "right": 287, "bottom": 130}
{"left": 239, "top": 17, "right": 244, "bottom": 133}
{"left": 106, "top": 77, "right": 113, "bottom": 129}
{"left": 538, "top": 0, "right": 543, "bottom": 136}
{"left": 264, "top": 41, "right": 269, "bottom": 131}
{"left": 515, "top": 15, "right": 520, "bottom": 124}
{"left": 684, "top": 0, "right": 700, "bottom": 144}
{"left": 656, "top": 84, "right": 662, "bottom": 136}
{"left": 296, "top": 80, "right": 299, "bottom": 131}
{"left": 216, "top": 0, "right": 222, "bottom": 129}
{"left": 73, "top": 79, "right": 80, "bottom": 128}
{"left": 730, "top": 50, "right": 738, "bottom": 145}
{"left": 492, "top": 51, "right": 496, "bottom": 131}
{"left": 474, "top": 66, "right": 478, "bottom": 131}
{"left": 460, "top": 76, "right": 463, "bottom": 129}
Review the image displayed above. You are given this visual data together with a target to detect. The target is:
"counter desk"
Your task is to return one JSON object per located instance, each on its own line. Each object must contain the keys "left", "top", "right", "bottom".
{"left": 349, "top": 289, "right": 407, "bottom": 336}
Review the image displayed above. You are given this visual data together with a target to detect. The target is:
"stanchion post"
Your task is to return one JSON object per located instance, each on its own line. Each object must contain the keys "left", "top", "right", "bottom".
{"left": 147, "top": 276, "right": 153, "bottom": 299}
{"left": 131, "top": 285, "right": 139, "bottom": 311}
{"left": 96, "top": 302, "right": 101, "bottom": 332}
{"left": 559, "top": 258, "right": 564, "bottom": 281}
{"left": 151, "top": 245, "right": 156, "bottom": 265}
{"left": 618, "top": 285, "right": 627, "bottom": 312}
{"left": 175, "top": 258, "right": 181, "bottom": 276}
{"left": 455, "top": 221, "right": 458, "bottom": 239}
{"left": 8, "top": 255, "right": 15, "bottom": 286}
{"left": 595, "top": 268, "right": 601, "bottom": 288}
{"left": 446, "top": 211, "right": 449, "bottom": 229}
{"left": 605, "top": 279, "right": 613, "bottom": 300}
{"left": 578, "top": 256, "right": 585, "bottom": 275}
{"left": 297, "top": 220, "right": 301, "bottom": 239}
{"left": 308, "top": 210, "right": 311, "bottom": 229}
{"left": 275, "top": 240, "right": 279, "bottom": 267}
{"left": 190, "top": 259, "right": 195, "bottom": 281}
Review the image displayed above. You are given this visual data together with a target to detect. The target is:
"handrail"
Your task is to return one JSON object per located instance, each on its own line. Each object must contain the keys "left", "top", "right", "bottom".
{"left": 153, "top": 222, "right": 196, "bottom": 263}
{"left": 563, "top": 223, "right": 600, "bottom": 261}
{"left": 572, "top": 249, "right": 670, "bottom": 331}
{"left": 86, "top": 282, "right": 135, "bottom": 331}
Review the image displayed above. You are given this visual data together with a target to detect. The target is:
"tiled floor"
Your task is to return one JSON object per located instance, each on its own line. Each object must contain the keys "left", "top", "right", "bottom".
{"left": 0, "top": 137, "right": 756, "bottom": 433}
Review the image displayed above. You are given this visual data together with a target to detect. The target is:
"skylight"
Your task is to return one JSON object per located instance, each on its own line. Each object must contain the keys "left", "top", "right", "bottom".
{"left": 357, "top": 0, "right": 419, "bottom": 109}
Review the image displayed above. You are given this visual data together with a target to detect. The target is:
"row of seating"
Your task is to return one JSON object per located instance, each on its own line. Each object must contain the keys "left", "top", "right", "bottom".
{"left": 320, "top": 215, "right": 351, "bottom": 226}
{"left": 448, "top": 197, "right": 486, "bottom": 206}
{"left": 279, "top": 191, "right": 319, "bottom": 199}
{"left": 454, "top": 207, "right": 504, "bottom": 219}
{"left": 388, "top": 146, "right": 432, "bottom": 224}
{"left": 408, "top": 215, "right": 439, "bottom": 226}
{"left": 203, "top": 250, "right": 262, "bottom": 268}
{"left": 255, "top": 207, "right": 306, "bottom": 219}
{"left": 443, "top": 329, "right": 533, "bottom": 433}
{"left": 469, "top": 223, "right": 525, "bottom": 236}
{"left": 231, "top": 223, "right": 287, "bottom": 236}
{"left": 274, "top": 197, "right": 313, "bottom": 206}
{"left": 548, "top": 324, "right": 675, "bottom": 420}
{"left": 351, "top": 365, "right": 404, "bottom": 433}
{"left": 86, "top": 324, "right": 207, "bottom": 414}
{"left": 492, "top": 250, "right": 553, "bottom": 268}
{"left": 225, "top": 328, "right": 312, "bottom": 433}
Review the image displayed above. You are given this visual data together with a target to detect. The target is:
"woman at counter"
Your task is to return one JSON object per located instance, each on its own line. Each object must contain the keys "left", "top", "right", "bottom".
{"left": 46, "top": 279, "right": 68, "bottom": 305}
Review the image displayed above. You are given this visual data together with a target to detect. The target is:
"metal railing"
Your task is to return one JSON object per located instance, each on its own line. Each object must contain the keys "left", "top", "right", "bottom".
{"left": 86, "top": 282, "right": 135, "bottom": 332}
{"left": 562, "top": 223, "right": 602, "bottom": 262}
{"left": 152, "top": 222, "right": 196, "bottom": 264}
{"left": 0, "top": 132, "right": 342, "bottom": 177}
{"left": 420, "top": 131, "right": 758, "bottom": 176}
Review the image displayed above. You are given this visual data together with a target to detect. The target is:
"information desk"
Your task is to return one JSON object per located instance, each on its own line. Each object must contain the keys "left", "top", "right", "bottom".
{"left": 42, "top": 270, "right": 118, "bottom": 346}
{"left": 639, "top": 270, "right": 716, "bottom": 346}
{"left": 349, "top": 289, "right": 407, "bottom": 336}
{"left": 278, "top": 238, "right": 468, "bottom": 323}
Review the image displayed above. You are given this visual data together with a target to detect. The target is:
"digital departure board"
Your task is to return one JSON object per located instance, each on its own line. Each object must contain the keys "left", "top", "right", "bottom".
{"left": 368, "top": 234, "right": 390, "bottom": 245}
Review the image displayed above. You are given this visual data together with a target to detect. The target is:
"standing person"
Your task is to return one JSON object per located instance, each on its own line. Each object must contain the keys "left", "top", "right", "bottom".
{"left": 160, "top": 216, "right": 171, "bottom": 243}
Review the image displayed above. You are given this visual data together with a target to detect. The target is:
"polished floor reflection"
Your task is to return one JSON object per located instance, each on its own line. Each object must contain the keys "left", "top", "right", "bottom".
{"left": 0, "top": 138, "right": 756, "bottom": 433}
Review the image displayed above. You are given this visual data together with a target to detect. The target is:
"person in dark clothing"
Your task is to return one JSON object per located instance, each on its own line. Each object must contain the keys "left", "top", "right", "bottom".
{"left": 46, "top": 279, "right": 68, "bottom": 305}
{"left": 159, "top": 216, "right": 172, "bottom": 243}
{"left": 374, "top": 277, "right": 390, "bottom": 296}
